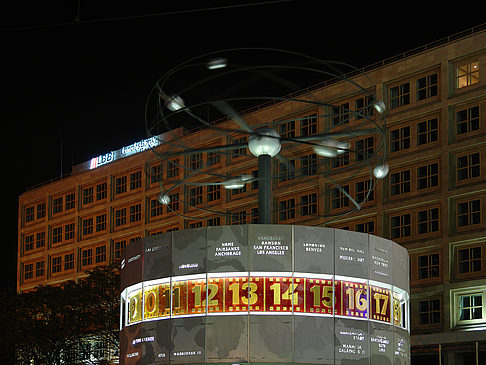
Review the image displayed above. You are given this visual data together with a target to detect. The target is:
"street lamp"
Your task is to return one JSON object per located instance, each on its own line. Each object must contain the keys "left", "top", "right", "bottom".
{"left": 248, "top": 127, "right": 281, "bottom": 224}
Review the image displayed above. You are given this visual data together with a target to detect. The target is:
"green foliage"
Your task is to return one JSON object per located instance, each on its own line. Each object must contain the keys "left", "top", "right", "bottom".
{"left": 9, "top": 264, "right": 120, "bottom": 365}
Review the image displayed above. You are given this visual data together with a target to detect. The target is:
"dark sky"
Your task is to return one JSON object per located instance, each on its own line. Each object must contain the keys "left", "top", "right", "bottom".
{"left": 2, "top": 1, "right": 484, "bottom": 290}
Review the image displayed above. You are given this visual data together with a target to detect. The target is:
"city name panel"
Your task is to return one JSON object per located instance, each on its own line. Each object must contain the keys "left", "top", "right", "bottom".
{"left": 120, "top": 225, "right": 410, "bottom": 365}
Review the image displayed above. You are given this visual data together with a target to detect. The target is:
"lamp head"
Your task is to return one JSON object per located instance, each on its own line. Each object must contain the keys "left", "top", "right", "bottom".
{"left": 248, "top": 128, "right": 281, "bottom": 157}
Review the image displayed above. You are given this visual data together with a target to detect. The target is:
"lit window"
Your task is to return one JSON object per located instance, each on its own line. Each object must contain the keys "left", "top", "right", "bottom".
{"left": 451, "top": 287, "right": 486, "bottom": 328}
{"left": 456, "top": 61, "right": 479, "bottom": 89}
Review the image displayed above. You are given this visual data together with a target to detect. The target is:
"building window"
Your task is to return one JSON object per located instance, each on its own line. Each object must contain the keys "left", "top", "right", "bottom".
{"left": 232, "top": 137, "right": 247, "bottom": 159}
{"left": 231, "top": 211, "right": 247, "bottom": 225}
{"left": 207, "top": 185, "right": 220, "bottom": 202}
{"left": 82, "top": 217, "right": 94, "bottom": 236}
{"left": 390, "top": 170, "right": 411, "bottom": 196}
{"left": 418, "top": 299, "right": 441, "bottom": 325}
{"left": 355, "top": 137, "right": 374, "bottom": 161}
{"left": 96, "top": 182, "right": 107, "bottom": 201}
{"left": 300, "top": 193, "right": 317, "bottom": 216}
{"left": 150, "top": 163, "right": 163, "bottom": 184}
{"left": 457, "top": 246, "right": 481, "bottom": 274}
{"left": 37, "top": 203, "right": 46, "bottom": 219}
{"left": 331, "top": 151, "right": 349, "bottom": 169}
{"left": 331, "top": 185, "right": 349, "bottom": 209}
{"left": 457, "top": 152, "right": 480, "bottom": 181}
{"left": 52, "top": 256, "right": 62, "bottom": 274}
{"left": 390, "top": 82, "right": 410, "bottom": 109}
{"left": 130, "top": 204, "right": 141, "bottom": 223}
{"left": 53, "top": 197, "right": 63, "bottom": 214}
{"left": 24, "top": 263, "right": 33, "bottom": 280}
{"left": 189, "top": 186, "right": 203, "bottom": 206}
{"left": 207, "top": 217, "right": 221, "bottom": 227}
{"left": 115, "top": 176, "right": 127, "bottom": 195}
{"left": 150, "top": 198, "right": 163, "bottom": 218}
{"left": 64, "top": 253, "right": 74, "bottom": 271}
{"left": 95, "top": 214, "right": 107, "bottom": 232}
{"left": 114, "top": 240, "right": 127, "bottom": 261}
{"left": 52, "top": 226, "right": 63, "bottom": 244}
{"left": 167, "top": 159, "right": 179, "bottom": 179}
{"left": 457, "top": 199, "right": 481, "bottom": 227}
{"left": 115, "top": 208, "right": 127, "bottom": 227}
{"left": 417, "top": 118, "right": 438, "bottom": 146}
{"left": 25, "top": 206, "right": 34, "bottom": 223}
{"left": 95, "top": 245, "right": 106, "bottom": 264}
{"left": 250, "top": 207, "right": 259, "bottom": 224}
{"left": 355, "top": 179, "right": 374, "bottom": 203}
{"left": 390, "top": 126, "right": 410, "bottom": 153}
{"left": 65, "top": 193, "right": 75, "bottom": 210}
{"left": 300, "top": 114, "right": 318, "bottom": 136}
{"left": 130, "top": 171, "right": 142, "bottom": 190}
{"left": 36, "top": 232, "right": 45, "bottom": 248}
{"left": 190, "top": 152, "right": 203, "bottom": 170}
{"left": 418, "top": 253, "right": 440, "bottom": 279}
{"left": 81, "top": 248, "right": 93, "bottom": 267}
{"left": 418, "top": 208, "right": 439, "bottom": 234}
{"left": 416, "top": 73, "right": 438, "bottom": 101}
{"left": 301, "top": 154, "right": 317, "bottom": 176}
{"left": 390, "top": 213, "right": 411, "bottom": 239}
{"left": 456, "top": 105, "right": 479, "bottom": 135}
{"left": 456, "top": 60, "right": 479, "bottom": 89}
{"left": 354, "top": 96, "right": 373, "bottom": 120}
{"left": 35, "top": 261, "right": 45, "bottom": 277}
{"left": 168, "top": 193, "right": 179, "bottom": 213}
{"left": 331, "top": 103, "right": 349, "bottom": 126}
{"left": 452, "top": 288, "right": 486, "bottom": 328}
{"left": 278, "top": 120, "right": 295, "bottom": 138}
{"left": 417, "top": 163, "right": 439, "bottom": 190}
{"left": 278, "top": 160, "right": 295, "bottom": 182}
{"left": 207, "top": 151, "right": 220, "bottom": 166}
{"left": 83, "top": 187, "right": 94, "bottom": 205}
{"left": 24, "top": 234, "right": 34, "bottom": 252}
{"left": 356, "top": 221, "right": 375, "bottom": 234}
{"left": 189, "top": 221, "right": 203, "bottom": 229}
{"left": 65, "top": 222, "right": 75, "bottom": 240}
{"left": 279, "top": 198, "right": 295, "bottom": 221}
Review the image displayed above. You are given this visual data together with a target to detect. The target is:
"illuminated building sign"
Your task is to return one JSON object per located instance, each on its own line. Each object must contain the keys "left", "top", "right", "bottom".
{"left": 89, "top": 136, "right": 160, "bottom": 169}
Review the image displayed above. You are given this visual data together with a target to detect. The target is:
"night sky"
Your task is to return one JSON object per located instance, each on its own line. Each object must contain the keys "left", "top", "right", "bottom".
{"left": 2, "top": 1, "right": 484, "bottom": 290}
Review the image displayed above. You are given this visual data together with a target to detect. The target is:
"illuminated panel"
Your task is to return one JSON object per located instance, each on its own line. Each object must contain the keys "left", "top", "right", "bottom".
{"left": 304, "top": 276, "right": 333, "bottom": 315}
{"left": 335, "top": 278, "right": 368, "bottom": 319}
{"left": 264, "top": 276, "right": 294, "bottom": 313}
{"left": 370, "top": 284, "right": 391, "bottom": 323}
{"left": 171, "top": 278, "right": 189, "bottom": 316}
{"left": 248, "top": 276, "right": 264, "bottom": 312}
{"left": 206, "top": 277, "right": 224, "bottom": 314}
{"left": 128, "top": 286, "right": 143, "bottom": 325}
{"left": 393, "top": 287, "right": 409, "bottom": 330}
{"left": 223, "top": 275, "right": 249, "bottom": 313}
{"left": 187, "top": 277, "right": 207, "bottom": 315}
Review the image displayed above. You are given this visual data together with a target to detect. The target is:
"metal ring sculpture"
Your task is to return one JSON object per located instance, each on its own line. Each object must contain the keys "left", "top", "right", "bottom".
{"left": 144, "top": 48, "right": 388, "bottom": 224}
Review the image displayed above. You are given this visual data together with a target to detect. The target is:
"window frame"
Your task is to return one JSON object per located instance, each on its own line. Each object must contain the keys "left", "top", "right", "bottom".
{"left": 451, "top": 286, "right": 486, "bottom": 329}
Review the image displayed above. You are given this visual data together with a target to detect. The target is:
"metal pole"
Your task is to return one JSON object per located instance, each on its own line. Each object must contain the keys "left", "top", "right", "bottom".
{"left": 258, "top": 154, "right": 271, "bottom": 224}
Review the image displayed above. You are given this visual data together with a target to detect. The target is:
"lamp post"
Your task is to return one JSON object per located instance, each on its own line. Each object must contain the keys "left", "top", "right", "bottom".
{"left": 248, "top": 127, "right": 282, "bottom": 224}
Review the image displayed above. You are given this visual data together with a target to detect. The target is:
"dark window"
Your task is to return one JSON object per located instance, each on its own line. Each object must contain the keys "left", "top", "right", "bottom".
{"left": 416, "top": 73, "right": 438, "bottom": 101}
{"left": 390, "top": 82, "right": 410, "bottom": 109}
{"left": 458, "top": 247, "right": 481, "bottom": 274}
